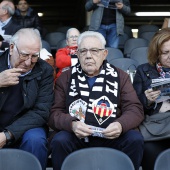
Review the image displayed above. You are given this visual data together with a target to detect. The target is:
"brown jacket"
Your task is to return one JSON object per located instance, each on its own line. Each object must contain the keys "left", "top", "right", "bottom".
{"left": 48, "top": 67, "right": 144, "bottom": 134}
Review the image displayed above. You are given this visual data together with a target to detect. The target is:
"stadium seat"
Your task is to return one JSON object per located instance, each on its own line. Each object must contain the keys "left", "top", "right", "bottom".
{"left": 130, "top": 47, "right": 148, "bottom": 65}
{"left": 139, "top": 31, "right": 156, "bottom": 42}
{"left": 154, "top": 149, "right": 170, "bottom": 170}
{"left": 138, "top": 24, "right": 159, "bottom": 38}
{"left": 0, "top": 149, "right": 42, "bottom": 170}
{"left": 61, "top": 147, "right": 135, "bottom": 170}
{"left": 124, "top": 38, "right": 149, "bottom": 58}
{"left": 106, "top": 47, "right": 124, "bottom": 63}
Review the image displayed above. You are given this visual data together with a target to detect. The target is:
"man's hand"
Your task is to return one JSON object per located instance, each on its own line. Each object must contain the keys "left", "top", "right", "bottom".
{"left": 0, "top": 68, "right": 22, "bottom": 87}
{"left": 0, "top": 132, "right": 7, "bottom": 148}
{"left": 72, "top": 121, "right": 93, "bottom": 139}
{"left": 93, "top": 0, "right": 101, "bottom": 4}
{"left": 102, "top": 122, "right": 122, "bottom": 139}
{"left": 115, "top": 2, "right": 123, "bottom": 9}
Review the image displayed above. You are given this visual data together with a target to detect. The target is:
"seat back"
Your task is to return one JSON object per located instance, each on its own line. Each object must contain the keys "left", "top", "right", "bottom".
{"left": 130, "top": 47, "right": 148, "bottom": 65}
{"left": 124, "top": 25, "right": 133, "bottom": 38}
{"left": 61, "top": 147, "right": 135, "bottom": 170}
{"left": 0, "top": 149, "right": 42, "bottom": 170}
{"left": 124, "top": 38, "right": 149, "bottom": 58}
{"left": 109, "top": 58, "right": 139, "bottom": 71}
{"left": 42, "top": 40, "right": 51, "bottom": 53}
{"left": 108, "top": 58, "right": 139, "bottom": 83}
{"left": 138, "top": 24, "right": 159, "bottom": 37}
{"left": 154, "top": 149, "right": 170, "bottom": 170}
{"left": 44, "top": 32, "right": 66, "bottom": 50}
{"left": 118, "top": 33, "right": 130, "bottom": 50}
{"left": 57, "top": 39, "right": 67, "bottom": 50}
{"left": 139, "top": 31, "right": 156, "bottom": 42}
{"left": 106, "top": 47, "right": 124, "bottom": 63}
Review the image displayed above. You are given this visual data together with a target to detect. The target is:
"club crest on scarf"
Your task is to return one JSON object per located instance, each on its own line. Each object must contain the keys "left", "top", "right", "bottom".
{"left": 67, "top": 61, "right": 120, "bottom": 128}
{"left": 69, "top": 99, "right": 87, "bottom": 122}
{"left": 92, "top": 96, "right": 116, "bottom": 125}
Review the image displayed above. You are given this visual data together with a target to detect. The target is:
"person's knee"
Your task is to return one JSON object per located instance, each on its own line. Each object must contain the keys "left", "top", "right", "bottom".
{"left": 126, "top": 130, "right": 144, "bottom": 147}
{"left": 50, "top": 131, "right": 72, "bottom": 149}
{"left": 22, "top": 128, "right": 47, "bottom": 146}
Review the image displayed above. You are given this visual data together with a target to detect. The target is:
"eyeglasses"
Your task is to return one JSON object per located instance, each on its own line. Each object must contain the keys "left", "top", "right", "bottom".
{"left": 15, "top": 44, "right": 40, "bottom": 62}
{"left": 78, "top": 48, "right": 105, "bottom": 56}
{"left": 68, "top": 35, "right": 79, "bottom": 40}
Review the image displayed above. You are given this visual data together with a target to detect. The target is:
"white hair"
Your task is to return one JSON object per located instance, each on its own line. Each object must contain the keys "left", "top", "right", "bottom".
{"left": 77, "top": 31, "right": 106, "bottom": 48}
{"left": 10, "top": 28, "right": 42, "bottom": 48}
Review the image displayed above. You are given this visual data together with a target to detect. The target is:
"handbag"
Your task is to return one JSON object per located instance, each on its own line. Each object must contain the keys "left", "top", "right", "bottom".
{"left": 139, "top": 111, "right": 170, "bottom": 141}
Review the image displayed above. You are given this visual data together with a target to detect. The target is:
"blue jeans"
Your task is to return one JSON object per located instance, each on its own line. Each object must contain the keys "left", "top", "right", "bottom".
{"left": 6, "top": 128, "right": 48, "bottom": 170}
{"left": 97, "top": 24, "right": 119, "bottom": 48}
{"left": 50, "top": 130, "right": 144, "bottom": 170}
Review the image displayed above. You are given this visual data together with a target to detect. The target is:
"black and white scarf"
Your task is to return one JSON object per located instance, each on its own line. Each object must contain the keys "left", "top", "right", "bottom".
{"left": 66, "top": 60, "right": 120, "bottom": 128}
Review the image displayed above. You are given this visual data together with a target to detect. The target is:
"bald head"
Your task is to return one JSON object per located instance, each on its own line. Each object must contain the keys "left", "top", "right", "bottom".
{"left": 10, "top": 28, "right": 42, "bottom": 48}
{"left": 0, "top": 0, "right": 15, "bottom": 21}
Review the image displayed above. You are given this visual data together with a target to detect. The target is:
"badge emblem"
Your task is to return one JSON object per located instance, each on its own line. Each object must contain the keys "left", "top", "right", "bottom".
{"left": 92, "top": 96, "right": 116, "bottom": 125}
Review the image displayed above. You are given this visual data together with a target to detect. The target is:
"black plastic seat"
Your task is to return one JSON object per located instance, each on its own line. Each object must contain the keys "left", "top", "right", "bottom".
{"left": 106, "top": 47, "right": 124, "bottom": 63}
{"left": 0, "top": 149, "right": 42, "bottom": 170}
{"left": 61, "top": 147, "right": 135, "bottom": 170}
{"left": 130, "top": 47, "right": 148, "bottom": 65}
{"left": 124, "top": 38, "right": 149, "bottom": 58}
{"left": 154, "top": 148, "right": 170, "bottom": 170}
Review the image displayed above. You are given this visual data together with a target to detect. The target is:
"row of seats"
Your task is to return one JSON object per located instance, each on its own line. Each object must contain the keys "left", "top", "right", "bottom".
{"left": 61, "top": 147, "right": 170, "bottom": 170}
{"left": 1, "top": 143, "right": 169, "bottom": 170}
{"left": 106, "top": 46, "right": 148, "bottom": 65}
{"left": 43, "top": 24, "right": 159, "bottom": 53}
{"left": 43, "top": 34, "right": 149, "bottom": 59}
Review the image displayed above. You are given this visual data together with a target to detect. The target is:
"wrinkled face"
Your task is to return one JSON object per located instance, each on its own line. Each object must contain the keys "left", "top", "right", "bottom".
{"left": 17, "top": 0, "right": 29, "bottom": 12}
{"left": 9, "top": 38, "right": 41, "bottom": 74}
{"left": 159, "top": 39, "right": 170, "bottom": 68}
{"left": 77, "top": 37, "right": 108, "bottom": 77}
{"left": 66, "top": 29, "right": 80, "bottom": 47}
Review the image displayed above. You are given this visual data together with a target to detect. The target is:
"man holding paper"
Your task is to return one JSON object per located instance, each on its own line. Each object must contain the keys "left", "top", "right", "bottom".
{"left": 49, "top": 31, "right": 144, "bottom": 170}
{"left": 85, "top": 0, "right": 131, "bottom": 48}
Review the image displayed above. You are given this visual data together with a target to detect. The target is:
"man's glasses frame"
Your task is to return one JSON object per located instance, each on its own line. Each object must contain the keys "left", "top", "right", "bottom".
{"left": 77, "top": 48, "right": 105, "bottom": 57}
{"left": 68, "top": 35, "right": 79, "bottom": 40}
{"left": 14, "top": 44, "right": 40, "bottom": 62}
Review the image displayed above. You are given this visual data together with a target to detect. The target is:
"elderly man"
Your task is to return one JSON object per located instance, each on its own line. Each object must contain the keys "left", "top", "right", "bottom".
{"left": 49, "top": 31, "right": 144, "bottom": 170}
{"left": 0, "top": 0, "right": 21, "bottom": 50}
{"left": 55, "top": 27, "right": 80, "bottom": 80}
{"left": 0, "top": 28, "right": 54, "bottom": 170}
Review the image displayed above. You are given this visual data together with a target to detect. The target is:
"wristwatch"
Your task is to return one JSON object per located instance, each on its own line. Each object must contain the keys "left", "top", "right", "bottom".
{"left": 3, "top": 130, "right": 13, "bottom": 145}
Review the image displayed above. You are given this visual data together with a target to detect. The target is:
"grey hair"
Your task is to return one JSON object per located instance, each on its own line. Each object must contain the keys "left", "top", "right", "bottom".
{"left": 77, "top": 31, "right": 106, "bottom": 48}
{"left": 10, "top": 28, "right": 42, "bottom": 48}
{"left": 2, "top": 1, "right": 15, "bottom": 15}
{"left": 66, "top": 28, "right": 80, "bottom": 39}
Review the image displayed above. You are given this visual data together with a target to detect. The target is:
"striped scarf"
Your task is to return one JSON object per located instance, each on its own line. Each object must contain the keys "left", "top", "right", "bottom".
{"left": 66, "top": 60, "right": 120, "bottom": 128}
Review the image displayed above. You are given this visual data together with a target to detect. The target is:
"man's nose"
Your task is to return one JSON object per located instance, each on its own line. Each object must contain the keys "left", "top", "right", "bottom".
{"left": 24, "top": 57, "right": 32, "bottom": 66}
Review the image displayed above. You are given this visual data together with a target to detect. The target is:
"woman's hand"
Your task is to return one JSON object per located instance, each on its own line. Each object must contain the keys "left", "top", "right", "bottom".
{"left": 145, "top": 88, "right": 161, "bottom": 103}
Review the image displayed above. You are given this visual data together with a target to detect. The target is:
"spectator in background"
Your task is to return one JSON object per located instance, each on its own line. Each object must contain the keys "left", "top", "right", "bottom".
{"left": 13, "top": 0, "right": 42, "bottom": 35}
{"left": 85, "top": 0, "right": 131, "bottom": 48}
{"left": 49, "top": 31, "right": 144, "bottom": 170}
{"left": 0, "top": 28, "right": 54, "bottom": 170}
{"left": 133, "top": 28, "right": 170, "bottom": 170}
{"left": 0, "top": 0, "right": 21, "bottom": 50}
{"left": 55, "top": 28, "right": 80, "bottom": 80}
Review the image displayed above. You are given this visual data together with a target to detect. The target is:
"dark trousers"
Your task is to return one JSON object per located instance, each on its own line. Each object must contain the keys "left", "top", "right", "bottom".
{"left": 50, "top": 129, "right": 144, "bottom": 170}
{"left": 142, "top": 139, "right": 170, "bottom": 170}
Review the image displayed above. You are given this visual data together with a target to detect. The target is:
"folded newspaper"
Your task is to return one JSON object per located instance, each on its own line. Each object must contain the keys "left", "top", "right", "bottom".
{"left": 151, "top": 78, "right": 170, "bottom": 103}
